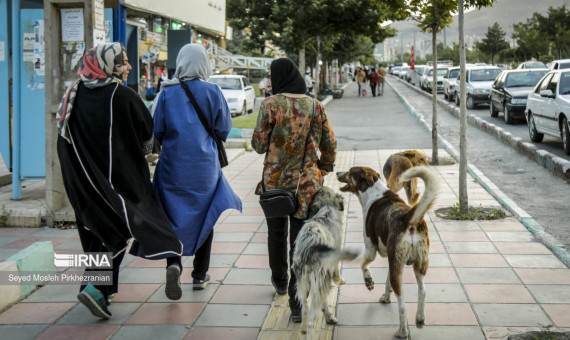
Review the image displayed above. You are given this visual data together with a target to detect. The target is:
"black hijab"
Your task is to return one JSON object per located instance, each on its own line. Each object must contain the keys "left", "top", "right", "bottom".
{"left": 270, "top": 58, "right": 306, "bottom": 95}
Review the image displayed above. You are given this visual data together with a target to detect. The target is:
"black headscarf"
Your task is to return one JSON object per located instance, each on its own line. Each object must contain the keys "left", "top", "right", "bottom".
{"left": 270, "top": 58, "right": 306, "bottom": 95}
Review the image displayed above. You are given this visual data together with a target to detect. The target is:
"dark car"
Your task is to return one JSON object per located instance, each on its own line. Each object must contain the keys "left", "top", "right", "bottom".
{"left": 489, "top": 69, "right": 548, "bottom": 124}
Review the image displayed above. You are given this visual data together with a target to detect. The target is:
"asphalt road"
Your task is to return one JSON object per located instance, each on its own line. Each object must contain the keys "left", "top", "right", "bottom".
{"left": 325, "top": 80, "right": 570, "bottom": 252}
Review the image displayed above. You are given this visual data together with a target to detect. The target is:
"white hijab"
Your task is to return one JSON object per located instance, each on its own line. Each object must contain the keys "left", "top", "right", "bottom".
{"left": 161, "top": 43, "right": 211, "bottom": 87}
{"left": 151, "top": 43, "right": 211, "bottom": 116}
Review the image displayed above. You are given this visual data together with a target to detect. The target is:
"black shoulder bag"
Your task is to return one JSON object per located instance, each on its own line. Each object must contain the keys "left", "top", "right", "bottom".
{"left": 180, "top": 80, "right": 229, "bottom": 168}
{"left": 259, "top": 100, "right": 316, "bottom": 218}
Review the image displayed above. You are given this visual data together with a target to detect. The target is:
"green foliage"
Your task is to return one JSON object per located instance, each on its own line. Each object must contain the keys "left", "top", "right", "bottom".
{"left": 475, "top": 22, "right": 509, "bottom": 65}
{"left": 232, "top": 112, "right": 259, "bottom": 129}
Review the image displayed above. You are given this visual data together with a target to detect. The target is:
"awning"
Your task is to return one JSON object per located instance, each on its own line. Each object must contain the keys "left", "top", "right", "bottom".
{"left": 121, "top": 0, "right": 225, "bottom": 36}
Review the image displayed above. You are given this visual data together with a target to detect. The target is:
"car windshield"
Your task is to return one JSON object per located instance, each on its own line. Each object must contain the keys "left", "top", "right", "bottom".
{"left": 209, "top": 78, "right": 242, "bottom": 90}
{"left": 560, "top": 72, "right": 570, "bottom": 95}
{"left": 428, "top": 69, "right": 448, "bottom": 76}
{"left": 448, "top": 69, "right": 460, "bottom": 78}
{"left": 470, "top": 69, "right": 501, "bottom": 81}
{"left": 524, "top": 62, "right": 547, "bottom": 69}
{"left": 505, "top": 71, "right": 548, "bottom": 87}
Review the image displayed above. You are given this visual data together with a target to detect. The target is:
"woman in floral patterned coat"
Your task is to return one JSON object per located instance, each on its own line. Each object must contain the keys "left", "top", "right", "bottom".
{"left": 252, "top": 58, "right": 337, "bottom": 322}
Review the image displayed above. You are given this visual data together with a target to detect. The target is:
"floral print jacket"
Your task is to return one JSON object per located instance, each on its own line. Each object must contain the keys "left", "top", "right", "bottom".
{"left": 252, "top": 94, "right": 337, "bottom": 219}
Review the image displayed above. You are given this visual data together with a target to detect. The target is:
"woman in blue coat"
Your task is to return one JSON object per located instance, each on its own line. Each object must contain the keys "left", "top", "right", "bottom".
{"left": 152, "top": 44, "right": 242, "bottom": 299}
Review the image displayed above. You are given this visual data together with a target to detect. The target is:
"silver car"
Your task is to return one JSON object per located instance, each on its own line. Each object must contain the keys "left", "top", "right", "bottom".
{"left": 443, "top": 67, "right": 461, "bottom": 101}
{"left": 208, "top": 75, "right": 256, "bottom": 117}
{"left": 525, "top": 69, "right": 570, "bottom": 154}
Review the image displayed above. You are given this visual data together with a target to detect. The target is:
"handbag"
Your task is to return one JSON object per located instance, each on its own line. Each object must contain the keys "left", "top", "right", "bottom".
{"left": 179, "top": 80, "right": 229, "bottom": 168}
{"left": 259, "top": 100, "right": 316, "bottom": 218}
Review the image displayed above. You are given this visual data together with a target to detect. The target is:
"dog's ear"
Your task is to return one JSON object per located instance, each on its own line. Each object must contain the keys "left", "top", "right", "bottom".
{"left": 404, "top": 151, "right": 415, "bottom": 159}
{"left": 365, "top": 171, "right": 379, "bottom": 186}
{"left": 336, "top": 195, "right": 345, "bottom": 211}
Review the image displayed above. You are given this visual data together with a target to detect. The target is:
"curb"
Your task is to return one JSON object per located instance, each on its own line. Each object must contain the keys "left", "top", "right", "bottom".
{"left": 393, "top": 76, "right": 570, "bottom": 183}
{"left": 388, "top": 79, "right": 570, "bottom": 268}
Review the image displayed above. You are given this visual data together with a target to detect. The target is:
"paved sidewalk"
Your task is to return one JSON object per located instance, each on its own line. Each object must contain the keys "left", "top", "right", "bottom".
{"left": 1, "top": 148, "right": 570, "bottom": 339}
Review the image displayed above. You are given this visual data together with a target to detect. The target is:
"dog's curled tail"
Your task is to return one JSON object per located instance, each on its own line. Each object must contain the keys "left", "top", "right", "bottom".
{"left": 399, "top": 166, "right": 440, "bottom": 224}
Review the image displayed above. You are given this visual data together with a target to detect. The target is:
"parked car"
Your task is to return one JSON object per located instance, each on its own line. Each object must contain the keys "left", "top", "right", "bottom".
{"left": 419, "top": 66, "right": 431, "bottom": 90}
{"left": 549, "top": 59, "right": 570, "bottom": 70}
{"left": 391, "top": 66, "right": 402, "bottom": 77}
{"left": 208, "top": 75, "right": 256, "bottom": 117}
{"left": 410, "top": 65, "right": 427, "bottom": 86}
{"left": 425, "top": 67, "right": 449, "bottom": 93}
{"left": 516, "top": 61, "right": 547, "bottom": 69}
{"left": 525, "top": 69, "right": 570, "bottom": 154}
{"left": 455, "top": 66, "right": 502, "bottom": 109}
{"left": 443, "top": 66, "right": 461, "bottom": 101}
{"left": 399, "top": 66, "right": 410, "bottom": 80}
{"left": 489, "top": 69, "right": 548, "bottom": 124}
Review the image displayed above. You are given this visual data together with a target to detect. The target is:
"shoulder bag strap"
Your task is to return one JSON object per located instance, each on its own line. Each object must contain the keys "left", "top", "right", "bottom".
{"left": 179, "top": 79, "right": 217, "bottom": 142}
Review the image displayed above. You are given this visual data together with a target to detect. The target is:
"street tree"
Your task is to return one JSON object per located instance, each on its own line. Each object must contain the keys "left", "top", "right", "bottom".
{"left": 534, "top": 6, "right": 570, "bottom": 59}
{"left": 512, "top": 19, "right": 549, "bottom": 61}
{"left": 475, "top": 22, "right": 509, "bottom": 65}
{"left": 226, "top": 0, "right": 274, "bottom": 55}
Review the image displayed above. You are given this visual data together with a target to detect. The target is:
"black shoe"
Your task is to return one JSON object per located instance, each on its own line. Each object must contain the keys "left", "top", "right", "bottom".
{"left": 165, "top": 264, "right": 182, "bottom": 300}
{"left": 271, "top": 277, "right": 287, "bottom": 295}
{"left": 291, "top": 308, "right": 302, "bottom": 323}
{"left": 193, "top": 274, "right": 211, "bottom": 290}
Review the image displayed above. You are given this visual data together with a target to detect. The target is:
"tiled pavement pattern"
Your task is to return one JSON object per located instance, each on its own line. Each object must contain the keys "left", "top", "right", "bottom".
{"left": 1, "top": 149, "right": 570, "bottom": 339}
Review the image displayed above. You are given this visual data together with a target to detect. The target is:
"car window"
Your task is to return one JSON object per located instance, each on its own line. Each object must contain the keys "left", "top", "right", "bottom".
{"left": 436, "top": 69, "right": 448, "bottom": 76}
{"left": 448, "top": 69, "right": 460, "bottom": 78}
{"left": 560, "top": 72, "right": 570, "bottom": 95}
{"left": 243, "top": 77, "right": 251, "bottom": 86}
{"left": 548, "top": 73, "right": 560, "bottom": 94}
{"left": 470, "top": 69, "right": 501, "bottom": 81}
{"left": 525, "top": 62, "right": 547, "bottom": 69}
{"left": 505, "top": 71, "right": 548, "bottom": 87}
{"left": 537, "top": 73, "right": 554, "bottom": 93}
{"left": 208, "top": 77, "right": 242, "bottom": 90}
{"left": 560, "top": 62, "right": 570, "bottom": 70}
{"left": 494, "top": 72, "right": 505, "bottom": 87}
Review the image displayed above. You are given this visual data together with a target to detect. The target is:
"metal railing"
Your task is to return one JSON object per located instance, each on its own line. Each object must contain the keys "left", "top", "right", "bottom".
{"left": 206, "top": 44, "right": 274, "bottom": 72}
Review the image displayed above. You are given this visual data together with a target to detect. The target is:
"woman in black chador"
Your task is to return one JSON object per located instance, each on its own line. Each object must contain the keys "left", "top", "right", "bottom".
{"left": 56, "top": 43, "right": 183, "bottom": 320}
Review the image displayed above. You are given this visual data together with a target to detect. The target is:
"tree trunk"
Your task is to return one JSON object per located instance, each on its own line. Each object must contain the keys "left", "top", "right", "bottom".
{"left": 431, "top": 29, "right": 439, "bottom": 165}
{"left": 299, "top": 44, "right": 306, "bottom": 77}
{"left": 459, "top": 0, "right": 469, "bottom": 214}
{"left": 315, "top": 35, "right": 321, "bottom": 97}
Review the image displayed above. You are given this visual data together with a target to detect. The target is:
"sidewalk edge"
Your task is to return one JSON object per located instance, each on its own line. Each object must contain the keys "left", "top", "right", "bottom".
{"left": 388, "top": 79, "right": 570, "bottom": 268}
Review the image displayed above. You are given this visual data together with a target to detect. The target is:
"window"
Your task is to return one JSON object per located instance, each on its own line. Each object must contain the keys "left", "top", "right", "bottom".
{"left": 209, "top": 77, "right": 242, "bottom": 90}
{"left": 559, "top": 62, "right": 570, "bottom": 70}
{"left": 448, "top": 69, "right": 460, "bottom": 78}
{"left": 559, "top": 72, "right": 570, "bottom": 95}
{"left": 537, "top": 73, "right": 553, "bottom": 93}
{"left": 470, "top": 68, "right": 501, "bottom": 81}
{"left": 548, "top": 73, "right": 560, "bottom": 94}
{"left": 505, "top": 71, "right": 548, "bottom": 87}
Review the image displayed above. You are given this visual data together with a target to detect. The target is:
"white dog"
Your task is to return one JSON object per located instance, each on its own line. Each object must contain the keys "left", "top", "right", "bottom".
{"left": 292, "top": 186, "right": 360, "bottom": 336}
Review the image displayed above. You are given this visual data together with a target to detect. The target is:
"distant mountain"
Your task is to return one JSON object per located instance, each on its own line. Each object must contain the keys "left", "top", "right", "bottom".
{"left": 381, "top": 0, "right": 570, "bottom": 56}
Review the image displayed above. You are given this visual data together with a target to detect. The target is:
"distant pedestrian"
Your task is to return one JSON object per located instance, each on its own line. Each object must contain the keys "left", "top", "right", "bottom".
{"left": 378, "top": 64, "right": 387, "bottom": 96}
{"left": 252, "top": 57, "right": 337, "bottom": 323}
{"left": 304, "top": 71, "right": 313, "bottom": 95}
{"left": 56, "top": 42, "right": 183, "bottom": 320}
{"left": 356, "top": 67, "right": 367, "bottom": 97}
{"left": 259, "top": 74, "right": 271, "bottom": 97}
{"left": 152, "top": 44, "right": 242, "bottom": 297}
{"left": 368, "top": 67, "right": 379, "bottom": 97}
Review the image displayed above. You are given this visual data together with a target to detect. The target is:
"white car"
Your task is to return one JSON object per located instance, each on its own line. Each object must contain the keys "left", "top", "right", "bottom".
{"left": 454, "top": 66, "right": 501, "bottom": 109}
{"left": 443, "top": 67, "right": 461, "bottom": 101}
{"left": 425, "top": 67, "right": 449, "bottom": 93}
{"left": 525, "top": 69, "right": 570, "bottom": 154}
{"left": 549, "top": 59, "right": 570, "bottom": 70}
{"left": 208, "top": 75, "right": 256, "bottom": 117}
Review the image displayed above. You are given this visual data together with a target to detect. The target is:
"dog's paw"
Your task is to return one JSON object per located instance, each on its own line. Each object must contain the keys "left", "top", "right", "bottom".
{"left": 416, "top": 315, "right": 425, "bottom": 328}
{"left": 326, "top": 315, "right": 338, "bottom": 325}
{"left": 395, "top": 328, "right": 409, "bottom": 338}
{"left": 379, "top": 293, "right": 391, "bottom": 304}
{"left": 364, "top": 277, "right": 374, "bottom": 290}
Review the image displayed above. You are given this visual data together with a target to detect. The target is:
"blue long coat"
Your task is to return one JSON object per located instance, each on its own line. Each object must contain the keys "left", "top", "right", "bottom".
{"left": 153, "top": 79, "right": 242, "bottom": 255}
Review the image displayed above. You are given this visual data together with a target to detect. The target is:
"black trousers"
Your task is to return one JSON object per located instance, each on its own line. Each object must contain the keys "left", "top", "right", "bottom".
{"left": 77, "top": 222, "right": 124, "bottom": 297}
{"left": 167, "top": 229, "right": 214, "bottom": 280}
{"left": 370, "top": 83, "right": 377, "bottom": 97}
{"left": 266, "top": 216, "right": 304, "bottom": 310}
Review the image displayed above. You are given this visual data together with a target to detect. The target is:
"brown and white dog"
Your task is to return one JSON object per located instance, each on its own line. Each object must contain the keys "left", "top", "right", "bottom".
{"left": 337, "top": 166, "right": 439, "bottom": 338}
{"left": 383, "top": 150, "right": 429, "bottom": 205}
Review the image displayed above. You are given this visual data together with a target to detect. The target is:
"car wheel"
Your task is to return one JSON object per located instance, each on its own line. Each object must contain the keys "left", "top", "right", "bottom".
{"left": 528, "top": 112, "right": 544, "bottom": 143}
{"left": 562, "top": 118, "right": 570, "bottom": 155}
{"left": 444, "top": 91, "right": 448, "bottom": 100}
{"left": 240, "top": 102, "right": 246, "bottom": 116}
{"left": 448, "top": 92, "right": 454, "bottom": 102}
{"left": 504, "top": 105, "right": 514, "bottom": 124}
{"left": 490, "top": 101, "right": 498, "bottom": 117}
{"left": 455, "top": 93, "right": 460, "bottom": 106}
{"left": 466, "top": 95, "right": 475, "bottom": 109}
